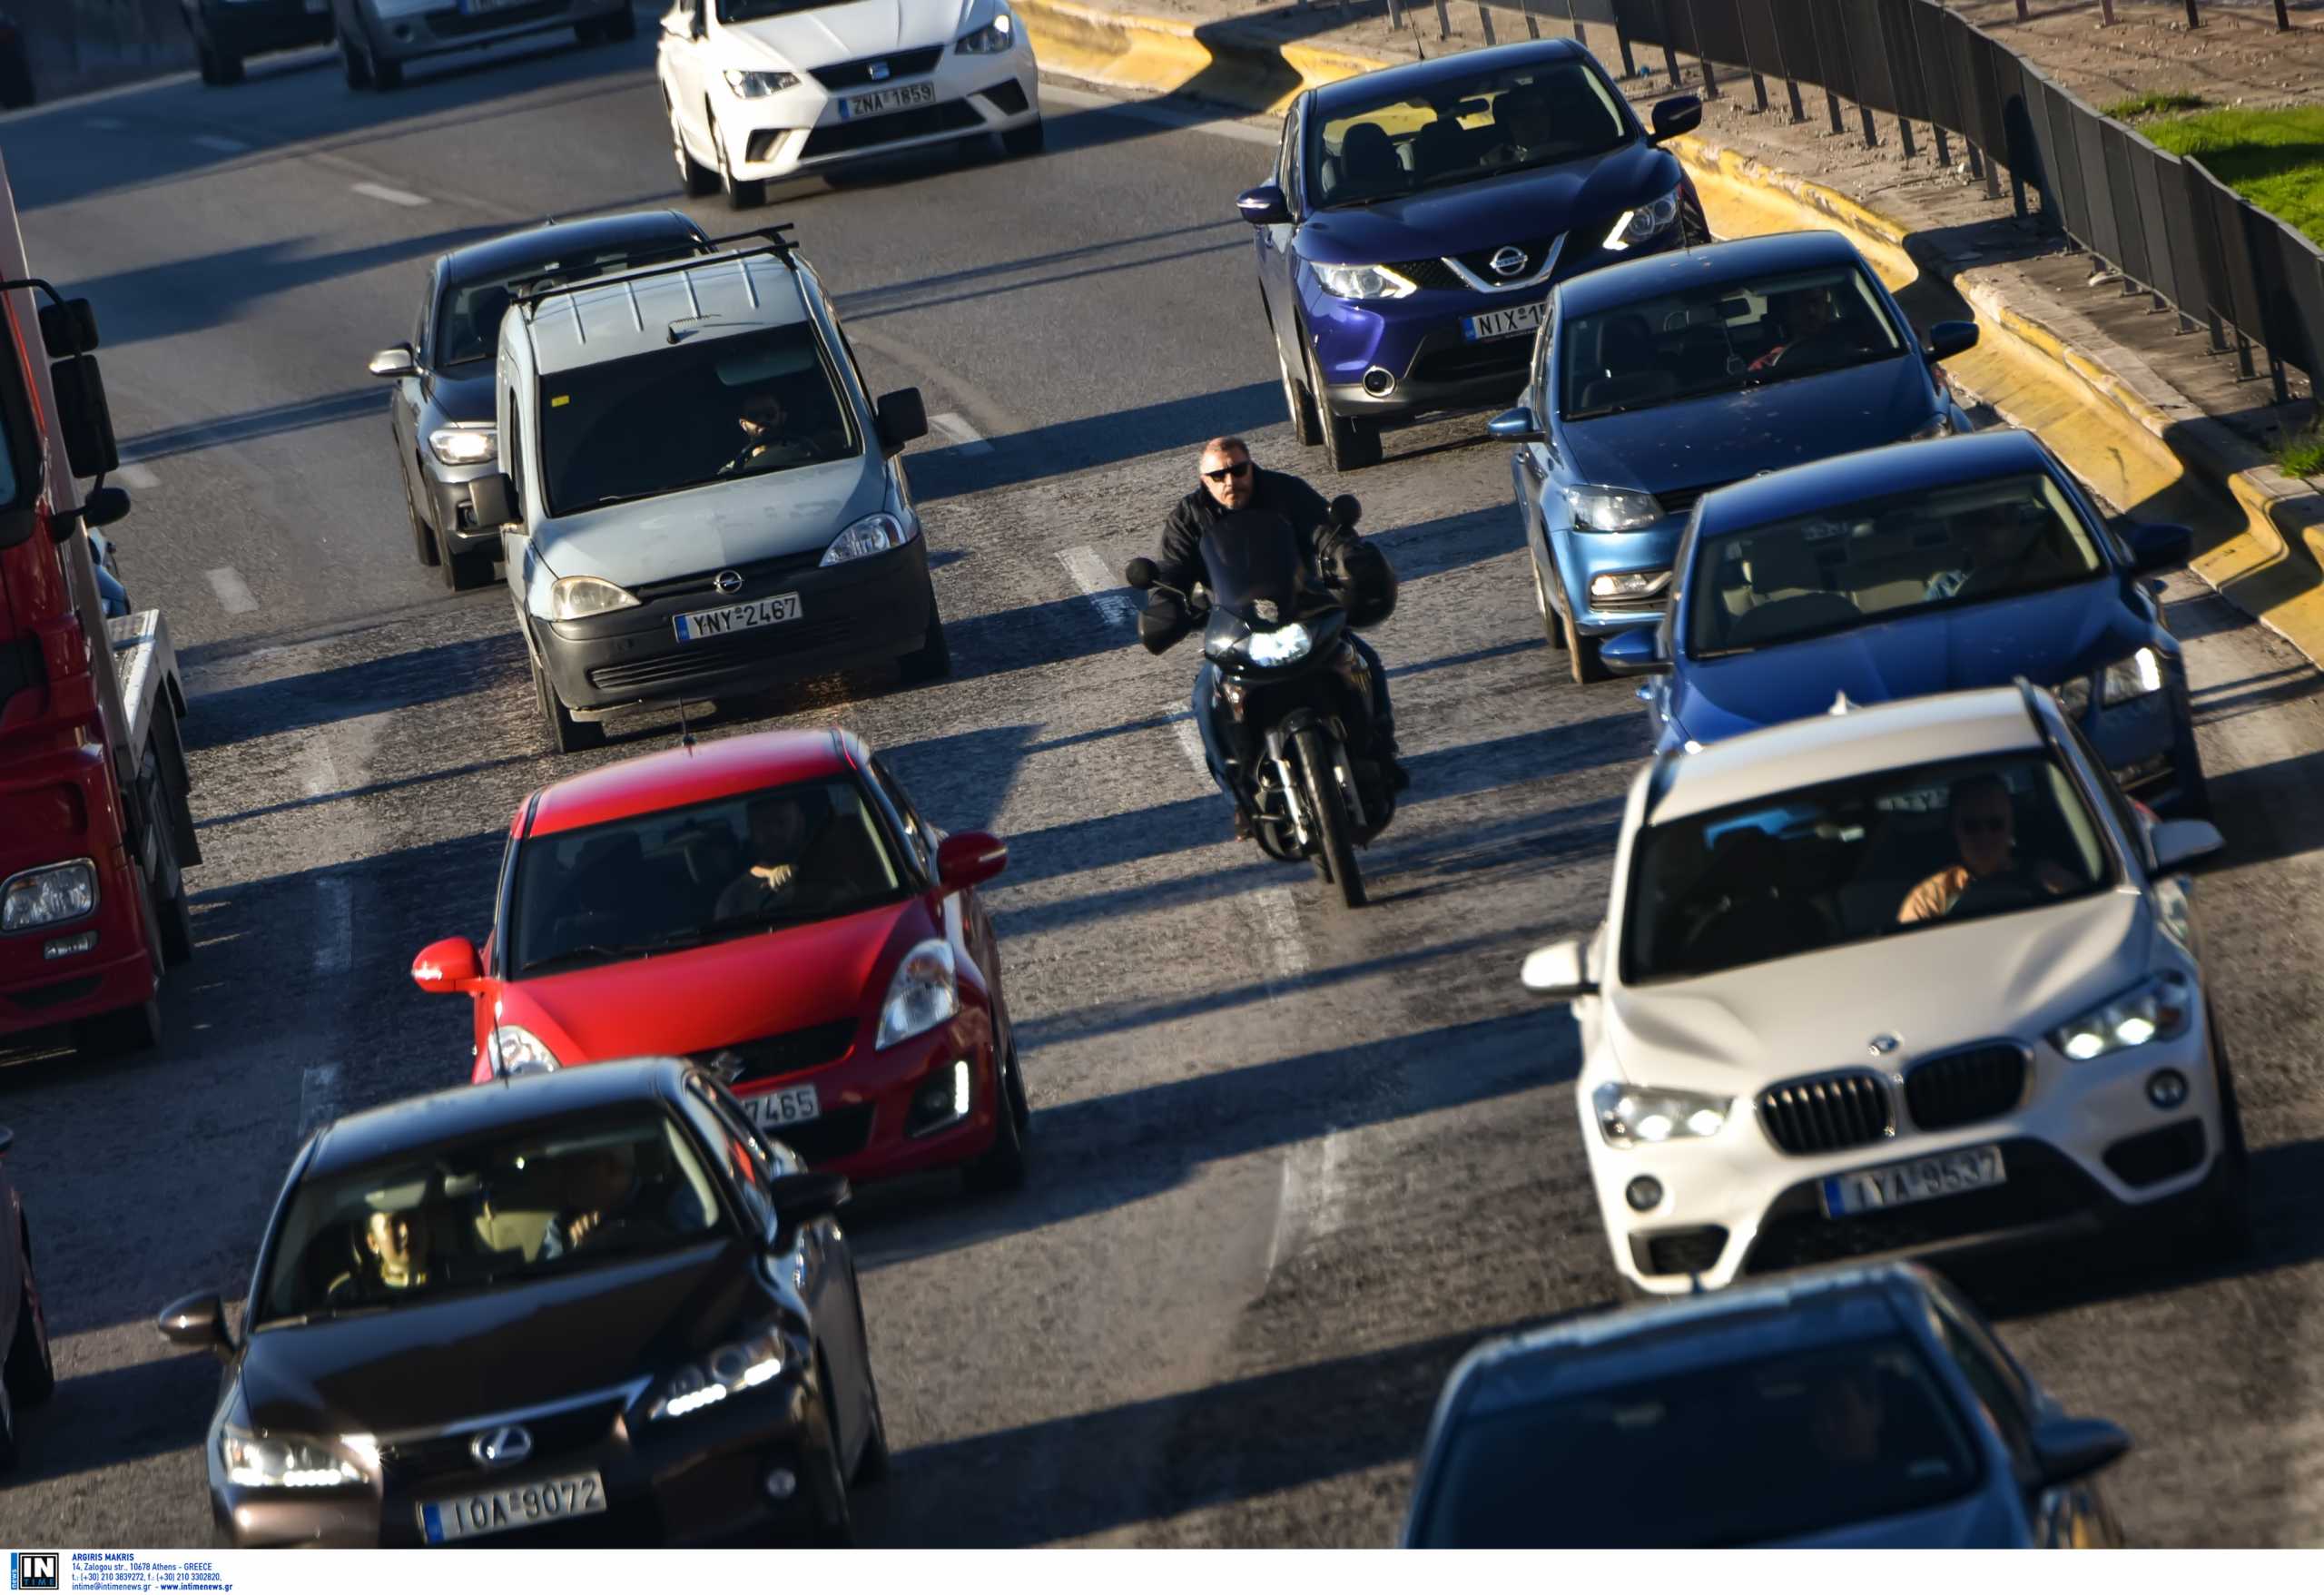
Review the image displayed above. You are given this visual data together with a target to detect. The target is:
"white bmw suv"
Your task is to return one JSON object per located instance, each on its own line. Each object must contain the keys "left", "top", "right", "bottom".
{"left": 657, "top": 0, "right": 1041, "bottom": 205}
{"left": 1522, "top": 681, "right": 2252, "bottom": 1296}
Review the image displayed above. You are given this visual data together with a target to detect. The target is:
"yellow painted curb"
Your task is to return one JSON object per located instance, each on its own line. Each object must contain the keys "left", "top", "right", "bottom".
{"left": 1017, "top": 0, "right": 1387, "bottom": 113}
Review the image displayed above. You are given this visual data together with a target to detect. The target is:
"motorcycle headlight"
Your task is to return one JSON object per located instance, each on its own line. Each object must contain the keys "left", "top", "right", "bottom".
{"left": 820, "top": 511, "right": 915, "bottom": 566}
{"left": 485, "top": 1025, "right": 559, "bottom": 1078}
{"left": 548, "top": 574, "right": 640, "bottom": 621}
{"left": 1561, "top": 484, "right": 1663, "bottom": 533}
{"left": 2, "top": 860, "right": 97, "bottom": 932}
{"left": 427, "top": 426, "right": 497, "bottom": 467}
{"left": 1593, "top": 1080, "right": 1731, "bottom": 1148}
{"left": 876, "top": 939, "right": 958, "bottom": 1050}
{"left": 220, "top": 1427, "right": 369, "bottom": 1490}
{"left": 1245, "top": 624, "right": 1314, "bottom": 665}
{"left": 956, "top": 10, "right": 1015, "bottom": 52}
{"left": 2051, "top": 971, "right": 2195, "bottom": 1061}
{"left": 1908, "top": 411, "right": 1955, "bottom": 440}
{"left": 1601, "top": 189, "right": 1682, "bottom": 251}
{"left": 647, "top": 1329, "right": 790, "bottom": 1423}
{"left": 1310, "top": 261, "right": 1418, "bottom": 301}
{"left": 724, "top": 69, "right": 799, "bottom": 97}
{"left": 2053, "top": 676, "right": 2093, "bottom": 722}
{"left": 2100, "top": 645, "right": 2167, "bottom": 706}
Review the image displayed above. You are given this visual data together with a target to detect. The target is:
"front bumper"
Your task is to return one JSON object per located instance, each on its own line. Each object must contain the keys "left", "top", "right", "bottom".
{"left": 1531, "top": 511, "right": 1681, "bottom": 638}
{"left": 0, "top": 743, "right": 158, "bottom": 1042}
{"left": 422, "top": 459, "right": 500, "bottom": 551}
{"left": 727, "top": 1013, "right": 1003, "bottom": 1182}
{"left": 1583, "top": 1024, "right": 2224, "bottom": 1295}
{"left": 358, "top": 0, "right": 624, "bottom": 65}
{"left": 2072, "top": 677, "right": 2202, "bottom": 815}
{"left": 202, "top": 0, "right": 336, "bottom": 54}
{"left": 719, "top": 51, "right": 1039, "bottom": 181}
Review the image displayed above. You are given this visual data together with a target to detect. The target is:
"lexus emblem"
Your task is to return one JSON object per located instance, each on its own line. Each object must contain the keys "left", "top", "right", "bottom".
{"left": 1490, "top": 246, "right": 1529, "bottom": 279}
{"left": 714, "top": 569, "right": 743, "bottom": 596}
{"left": 1867, "top": 1034, "right": 1900, "bottom": 1057}
{"left": 868, "top": 60, "right": 891, "bottom": 80}
{"left": 470, "top": 1425, "right": 533, "bottom": 1470}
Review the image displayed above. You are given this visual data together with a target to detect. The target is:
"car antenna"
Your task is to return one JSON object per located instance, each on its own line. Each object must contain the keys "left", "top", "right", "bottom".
{"left": 675, "top": 696, "right": 698, "bottom": 753}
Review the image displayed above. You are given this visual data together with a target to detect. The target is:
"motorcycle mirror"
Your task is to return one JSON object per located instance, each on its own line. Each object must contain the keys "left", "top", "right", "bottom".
{"left": 1124, "top": 556, "right": 1158, "bottom": 590}
{"left": 1327, "top": 494, "right": 1361, "bottom": 527}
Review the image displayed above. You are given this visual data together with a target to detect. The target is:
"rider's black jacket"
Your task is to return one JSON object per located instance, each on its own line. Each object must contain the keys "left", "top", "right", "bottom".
{"left": 1143, "top": 468, "right": 1387, "bottom": 650}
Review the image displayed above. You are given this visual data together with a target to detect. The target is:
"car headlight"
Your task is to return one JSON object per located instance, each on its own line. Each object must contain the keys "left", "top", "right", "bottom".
{"left": 1908, "top": 412, "right": 1955, "bottom": 440}
{"left": 548, "top": 574, "right": 640, "bottom": 621}
{"left": 1589, "top": 569, "right": 1671, "bottom": 602}
{"left": 2100, "top": 645, "right": 2167, "bottom": 706}
{"left": 1310, "top": 261, "right": 1417, "bottom": 301}
{"left": 2, "top": 860, "right": 97, "bottom": 932}
{"left": 427, "top": 426, "right": 497, "bottom": 467}
{"left": 1601, "top": 189, "right": 1682, "bottom": 251}
{"left": 956, "top": 10, "right": 1015, "bottom": 52}
{"left": 820, "top": 511, "right": 916, "bottom": 566}
{"left": 724, "top": 69, "right": 799, "bottom": 97}
{"left": 1561, "top": 484, "right": 1663, "bottom": 533}
{"left": 2052, "top": 971, "right": 2195, "bottom": 1061}
{"left": 647, "top": 1329, "right": 792, "bottom": 1422}
{"left": 1245, "top": 624, "right": 1313, "bottom": 665}
{"left": 1592, "top": 1080, "right": 1731, "bottom": 1148}
{"left": 485, "top": 1025, "right": 559, "bottom": 1078}
{"left": 876, "top": 939, "right": 958, "bottom": 1050}
{"left": 220, "top": 1428, "right": 369, "bottom": 1490}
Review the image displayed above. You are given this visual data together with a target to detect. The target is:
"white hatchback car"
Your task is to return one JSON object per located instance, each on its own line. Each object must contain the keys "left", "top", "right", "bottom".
{"left": 656, "top": 0, "right": 1041, "bottom": 205}
{"left": 1522, "top": 681, "right": 2251, "bottom": 1297}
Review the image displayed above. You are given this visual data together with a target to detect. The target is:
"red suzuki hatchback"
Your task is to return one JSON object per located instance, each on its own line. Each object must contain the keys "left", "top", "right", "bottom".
{"left": 411, "top": 729, "right": 1029, "bottom": 1192}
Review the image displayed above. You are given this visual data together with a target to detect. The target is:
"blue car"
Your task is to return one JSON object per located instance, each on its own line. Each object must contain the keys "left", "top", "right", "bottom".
{"left": 1236, "top": 39, "right": 1704, "bottom": 473}
{"left": 1485, "top": 231, "right": 1979, "bottom": 684}
{"left": 1402, "top": 1261, "right": 2130, "bottom": 1547}
{"left": 1604, "top": 428, "right": 2210, "bottom": 816}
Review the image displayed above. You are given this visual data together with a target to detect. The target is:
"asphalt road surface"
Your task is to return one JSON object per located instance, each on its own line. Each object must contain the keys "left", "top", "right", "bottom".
{"left": 4, "top": 18, "right": 2324, "bottom": 1548}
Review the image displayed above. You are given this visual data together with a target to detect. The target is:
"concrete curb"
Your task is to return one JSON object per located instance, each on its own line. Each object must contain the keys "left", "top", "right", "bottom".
{"left": 1018, "top": 0, "right": 2324, "bottom": 665}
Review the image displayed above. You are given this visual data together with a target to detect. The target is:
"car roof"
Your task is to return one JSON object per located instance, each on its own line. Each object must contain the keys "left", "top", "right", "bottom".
{"left": 518, "top": 251, "right": 810, "bottom": 374}
{"left": 1695, "top": 428, "right": 2060, "bottom": 537}
{"left": 525, "top": 727, "right": 854, "bottom": 838}
{"left": 305, "top": 1058, "right": 693, "bottom": 1177}
{"left": 1647, "top": 684, "right": 2050, "bottom": 823}
{"left": 1554, "top": 230, "right": 1867, "bottom": 319}
{"left": 441, "top": 211, "right": 707, "bottom": 285}
{"left": 1311, "top": 36, "right": 1590, "bottom": 114}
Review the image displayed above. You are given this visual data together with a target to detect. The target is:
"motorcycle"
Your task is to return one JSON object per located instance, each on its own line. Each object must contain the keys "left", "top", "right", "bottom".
{"left": 1126, "top": 496, "right": 1396, "bottom": 909}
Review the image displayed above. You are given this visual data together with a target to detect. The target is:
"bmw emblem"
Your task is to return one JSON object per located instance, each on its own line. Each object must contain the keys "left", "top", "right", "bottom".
{"left": 1490, "top": 246, "right": 1529, "bottom": 279}
{"left": 1867, "top": 1034, "right": 1900, "bottom": 1057}
{"left": 868, "top": 60, "right": 891, "bottom": 80}
{"left": 470, "top": 1425, "right": 533, "bottom": 1470}
{"left": 714, "top": 569, "right": 743, "bottom": 596}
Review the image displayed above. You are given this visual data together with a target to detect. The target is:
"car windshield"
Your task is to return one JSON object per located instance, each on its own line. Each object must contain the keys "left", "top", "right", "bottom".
{"left": 259, "top": 1111, "right": 725, "bottom": 1323}
{"left": 1685, "top": 471, "right": 2107, "bottom": 658}
{"left": 536, "top": 321, "right": 858, "bottom": 516}
{"left": 1414, "top": 1335, "right": 1981, "bottom": 1547}
{"left": 1559, "top": 262, "right": 1905, "bottom": 419}
{"left": 1308, "top": 57, "right": 1631, "bottom": 211}
{"left": 507, "top": 778, "right": 909, "bottom": 978}
{"left": 434, "top": 234, "right": 704, "bottom": 369}
{"left": 1621, "top": 751, "right": 2114, "bottom": 982}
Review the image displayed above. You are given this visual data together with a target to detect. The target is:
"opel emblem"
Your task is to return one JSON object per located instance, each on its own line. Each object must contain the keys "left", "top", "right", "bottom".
{"left": 471, "top": 1425, "right": 533, "bottom": 1470}
{"left": 1490, "top": 246, "right": 1529, "bottom": 279}
{"left": 868, "top": 60, "right": 891, "bottom": 80}
{"left": 714, "top": 569, "right": 743, "bottom": 596}
{"left": 1867, "top": 1034, "right": 1900, "bottom": 1057}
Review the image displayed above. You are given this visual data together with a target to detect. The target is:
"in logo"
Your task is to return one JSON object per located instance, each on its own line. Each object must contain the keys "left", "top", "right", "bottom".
{"left": 470, "top": 1426, "right": 534, "bottom": 1470}
{"left": 10, "top": 1553, "right": 59, "bottom": 1592}
{"left": 714, "top": 569, "right": 743, "bottom": 596}
{"left": 868, "top": 60, "right": 891, "bottom": 80}
{"left": 1489, "top": 246, "right": 1529, "bottom": 279}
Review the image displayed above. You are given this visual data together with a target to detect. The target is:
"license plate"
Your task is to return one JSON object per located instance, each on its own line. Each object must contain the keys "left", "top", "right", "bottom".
{"left": 745, "top": 1083, "right": 821, "bottom": 1129}
{"left": 1822, "top": 1145, "right": 2006, "bottom": 1218}
{"left": 838, "top": 81, "right": 936, "bottom": 121}
{"left": 1461, "top": 300, "right": 1546, "bottom": 342}
{"left": 419, "top": 1472, "right": 606, "bottom": 1544}
{"left": 674, "top": 591, "right": 802, "bottom": 643}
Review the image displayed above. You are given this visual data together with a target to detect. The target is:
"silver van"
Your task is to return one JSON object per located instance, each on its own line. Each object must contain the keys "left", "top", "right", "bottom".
{"left": 470, "top": 227, "right": 940, "bottom": 753}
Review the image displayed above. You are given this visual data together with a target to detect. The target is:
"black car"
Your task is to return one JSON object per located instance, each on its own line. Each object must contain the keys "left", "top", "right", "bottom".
{"left": 0, "top": 12, "right": 33, "bottom": 109}
{"left": 157, "top": 1058, "right": 890, "bottom": 1547}
{"left": 368, "top": 212, "right": 710, "bottom": 591}
{"left": 181, "top": 0, "right": 336, "bottom": 86}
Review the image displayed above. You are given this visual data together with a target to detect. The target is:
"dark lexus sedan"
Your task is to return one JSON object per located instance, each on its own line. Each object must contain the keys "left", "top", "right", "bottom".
{"left": 1238, "top": 38, "right": 1703, "bottom": 472}
{"left": 157, "top": 1058, "right": 890, "bottom": 1547}
{"left": 369, "top": 212, "right": 711, "bottom": 591}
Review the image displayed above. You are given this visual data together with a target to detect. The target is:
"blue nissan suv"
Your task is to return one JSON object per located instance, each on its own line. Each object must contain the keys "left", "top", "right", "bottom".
{"left": 1237, "top": 38, "right": 1704, "bottom": 472}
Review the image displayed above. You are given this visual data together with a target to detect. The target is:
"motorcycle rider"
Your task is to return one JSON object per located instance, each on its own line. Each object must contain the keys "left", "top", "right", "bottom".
{"left": 1144, "top": 436, "right": 1408, "bottom": 837}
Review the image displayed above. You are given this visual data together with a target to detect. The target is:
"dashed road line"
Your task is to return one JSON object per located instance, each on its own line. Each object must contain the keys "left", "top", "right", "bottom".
{"left": 203, "top": 566, "right": 258, "bottom": 615}
{"left": 190, "top": 133, "right": 248, "bottom": 153}
{"left": 1058, "top": 544, "right": 1140, "bottom": 629}
{"left": 312, "top": 877, "right": 352, "bottom": 976}
{"left": 297, "top": 1061, "right": 344, "bottom": 1141}
{"left": 350, "top": 181, "right": 429, "bottom": 208}
{"left": 931, "top": 411, "right": 995, "bottom": 455}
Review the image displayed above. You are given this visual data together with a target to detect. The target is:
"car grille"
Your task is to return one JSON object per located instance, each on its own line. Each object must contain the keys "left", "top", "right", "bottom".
{"left": 378, "top": 1397, "right": 625, "bottom": 1485}
{"left": 633, "top": 550, "right": 824, "bottom": 603}
{"left": 694, "top": 1019, "right": 857, "bottom": 1088}
{"left": 1742, "top": 1139, "right": 2099, "bottom": 1274}
{"left": 1651, "top": 479, "right": 1737, "bottom": 519}
{"left": 424, "top": 0, "right": 566, "bottom": 37}
{"left": 978, "top": 80, "right": 1029, "bottom": 116}
{"left": 800, "top": 99, "right": 983, "bottom": 159}
{"left": 2103, "top": 1119, "right": 2208, "bottom": 1187}
{"left": 1447, "top": 231, "right": 1561, "bottom": 285}
{"left": 585, "top": 615, "right": 863, "bottom": 693}
{"left": 1383, "top": 257, "right": 1467, "bottom": 293}
{"left": 808, "top": 44, "right": 944, "bottom": 92}
{"left": 1756, "top": 1069, "right": 1894, "bottom": 1156}
{"left": 1408, "top": 337, "right": 1533, "bottom": 387}
{"left": 756, "top": 1102, "right": 876, "bottom": 1165}
{"left": 1634, "top": 1227, "right": 1728, "bottom": 1277}
{"left": 1905, "top": 1044, "right": 2028, "bottom": 1132}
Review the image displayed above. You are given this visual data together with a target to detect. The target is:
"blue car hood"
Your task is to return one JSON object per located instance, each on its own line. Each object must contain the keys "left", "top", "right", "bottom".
{"left": 1294, "top": 143, "right": 1674, "bottom": 264}
{"left": 1672, "top": 581, "right": 2150, "bottom": 743}
{"left": 1561, "top": 356, "right": 1935, "bottom": 494}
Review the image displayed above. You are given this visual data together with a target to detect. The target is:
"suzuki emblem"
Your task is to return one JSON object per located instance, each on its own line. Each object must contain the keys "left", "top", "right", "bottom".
{"left": 714, "top": 569, "right": 743, "bottom": 595}
{"left": 1490, "top": 246, "right": 1529, "bottom": 278}
{"left": 868, "top": 60, "right": 891, "bottom": 80}
{"left": 470, "top": 1425, "right": 533, "bottom": 1470}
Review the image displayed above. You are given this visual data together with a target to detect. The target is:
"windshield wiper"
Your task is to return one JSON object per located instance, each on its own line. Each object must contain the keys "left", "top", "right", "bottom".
{"left": 519, "top": 941, "right": 669, "bottom": 975}
{"left": 566, "top": 488, "right": 663, "bottom": 513}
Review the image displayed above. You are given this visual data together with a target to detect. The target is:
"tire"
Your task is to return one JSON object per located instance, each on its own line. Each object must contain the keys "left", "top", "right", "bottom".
{"left": 711, "top": 113, "right": 764, "bottom": 211}
{"left": 1000, "top": 117, "right": 1044, "bottom": 157}
{"left": 372, "top": 54, "right": 402, "bottom": 89}
{"left": 896, "top": 596, "right": 950, "bottom": 684}
{"left": 5, "top": 1248, "right": 55, "bottom": 1410}
{"left": 1276, "top": 318, "right": 1322, "bottom": 448}
{"left": 438, "top": 530, "right": 494, "bottom": 593}
{"left": 1532, "top": 554, "right": 1566, "bottom": 648}
{"left": 76, "top": 998, "right": 161, "bottom": 1059}
{"left": 606, "top": 4, "right": 636, "bottom": 39}
{"left": 1295, "top": 726, "right": 1365, "bottom": 908}
{"left": 668, "top": 95, "right": 717, "bottom": 196}
{"left": 0, "top": 46, "right": 33, "bottom": 109}
{"left": 1307, "top": 342, "right": 1380, "bottom": 473}
{"left": 530, "top": 641, "right": 605, "bottom": 754}
{"left": 2188, "top": 1023, "right": 2255, "bottom": 1261}
{"left": 197, "top": 39, "right": 242, "bottom": 86}
{"left": 964, "top": 1044, "right": 1029, "bottom": 1194}
{"left": 574, "top": 17, "right": 604, "bottom": 44}
{"left": 340, "top": 27, "right": 371, "bottom": 87}
{"left": 407, "top": 478, "right": 440, "bottom": 566}
{"left": 153, "top": 812, "right": 194, "bottom": 969}
{"left": 1561, "top": 600, "right": 1609, "bottom": 685}
{"left": 850, "top": 1325, "right": 891, "bottom": 1486}
{"left": 805, "top": 1362, "right": 855, "bottom": 1547}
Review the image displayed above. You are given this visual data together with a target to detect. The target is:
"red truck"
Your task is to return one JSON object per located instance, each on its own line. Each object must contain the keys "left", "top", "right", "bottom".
{"left": 0, "top": 153, "right": 199, "bottom": 1058}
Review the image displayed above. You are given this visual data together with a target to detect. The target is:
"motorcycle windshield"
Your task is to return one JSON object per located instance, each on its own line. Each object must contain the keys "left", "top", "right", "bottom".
{"left": 1200, "top": 511, "right": 1316, "bottom": 622}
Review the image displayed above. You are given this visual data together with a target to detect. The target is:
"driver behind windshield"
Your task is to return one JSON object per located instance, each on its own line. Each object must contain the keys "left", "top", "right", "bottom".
{"left": 720, "top": 386, "right": 821, "bottom": 478}
{"left": 1896, "top": 773, "right": 2076, "bottom": 924}
{"left": 1748, "top": 285, "right": 1854, "bottom": 374}
{"left": 326, "top": 1204, "right": 434, "bottom": 1302}
{"left": 714, "top": 796, "right": 816, "bottom": 920}
{"left": 1482, "top": 85, "right": 1560, "bottom": 165}
{"left": 1925, "top": 500, "right": 2050, "bottom": 602}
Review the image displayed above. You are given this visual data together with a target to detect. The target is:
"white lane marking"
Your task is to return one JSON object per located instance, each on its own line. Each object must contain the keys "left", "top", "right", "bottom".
{"left": 1172, "top": 715, "right": 1208, "bottom": 775}
{"left": 1251, "top": 886, "right": 1309, "bottom": 980}
{"left": 296, "top": 741, "right": 342, "bottom": 800}
{"left": 84, "top": 116, "right": 125, "bottom": 132}
{"left": 113, "top": 462, "right": 159, "bottom": 490}
{"left": 930, "top": 411, "right": 994, "bottom": 456}
{"left": 298, "top": 1062, "right": 344, "bottom": 1141}
{"left": 191, "top": 133, "right": 247, "bottom": 153}
{"left": 204, "top": 566, "right": 258, "bottom": 615}
{"left": 1037, "top": 81, "right": 1280, "bottom": 146}
{"left": 1058, "top": 544, "right": 1139, "bottom": 628}
{"left": 312, "top": 877, "right": 352, "bottom": 976}
{"left": 350, "top": 181, "right": 430, "bottom": 208}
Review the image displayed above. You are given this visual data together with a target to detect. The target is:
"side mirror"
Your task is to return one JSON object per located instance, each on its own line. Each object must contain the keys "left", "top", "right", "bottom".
{"left": 1649, "top": 94, "right": 1702, "bottom": 143}
{"left": 936, "top": 829, "right": 1008, "bottom": 891}
{"left": 469, "top": 472, "right": 518, "bottom": 529}
{"left": 765, "top": 1169, "right": 850, "bottom": 1226}
{"left": 1236, "top": 182, "right": 1291, "bottom": 226}
{"left": 2028, "top": 1416, "right": 2131, "bottom": 1489}
{"left": 411, "top": 936, "right": 485, "bottom": 994}
{"left": 38, "top": 298, "right": 100, "bottom": 359}
{"left": 1326, "top": 493, "right": 1361, "bottom": 527}
{"left": 1520, "top": 939, "right": 1597, "bottom": 999}
{"left": 156, "top": 1292, "right": 236, "bottom": 1364}
{"left": 48, "top": 352, "right": 120, "bottom": 479}
{"left": 1488, "top": 405, "right": 1543, "bottom": 443}
{"left": 1124, "top": 556, "right": 1159, "bottom": 590}
{"left": 74, "top": 485, "right": 131, "bottom": 532}
{"left": 368, "top": 344, "right": 419, "bottom": 379}
{"left": 1924, "top": 320, "right": 1979, "bottom": 363}
{"left": 875, "top": 387, "right": 929, "bottom": 458}
{"left": 2127, "top": 521, "right": 2193, "bottom": 575}
{"left": 1600, "top": 627, "right": 1669, "bottom": 676}
{"left": 2149, "top": 817, "right": 2224, "bottom": 873}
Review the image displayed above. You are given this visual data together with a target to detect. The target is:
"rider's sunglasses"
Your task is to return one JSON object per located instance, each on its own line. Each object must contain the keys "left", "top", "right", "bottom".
{"left": 1203, "top": 460, "right": 1255, "bottom": 482}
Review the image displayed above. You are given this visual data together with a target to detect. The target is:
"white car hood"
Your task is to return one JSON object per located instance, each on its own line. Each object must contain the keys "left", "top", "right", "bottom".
{"left": 726, "top": 0, "right": 967, "bottom": 67}
{"left": 1603, "top": 889, "right": 2152, "bottom": 1094}
{"left": 536, "top": 455, "right": 880, "bottom": 586}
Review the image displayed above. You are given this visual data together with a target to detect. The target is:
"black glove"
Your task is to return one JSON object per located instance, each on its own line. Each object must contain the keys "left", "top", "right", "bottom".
{"left": 1138, "top": 596, "right": 1189, "bottom": 656}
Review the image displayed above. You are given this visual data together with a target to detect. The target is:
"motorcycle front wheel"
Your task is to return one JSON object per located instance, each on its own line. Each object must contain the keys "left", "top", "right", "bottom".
{"left": 1295, "top": 726, "right": 1365, "bottom": 909}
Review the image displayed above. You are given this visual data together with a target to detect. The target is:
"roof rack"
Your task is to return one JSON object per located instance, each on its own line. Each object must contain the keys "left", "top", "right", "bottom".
{"left": 512, "top": 223, "right": 802, "bottom": 317}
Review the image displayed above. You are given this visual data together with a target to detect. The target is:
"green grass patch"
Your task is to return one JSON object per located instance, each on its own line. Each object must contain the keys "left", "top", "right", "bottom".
{"left": 2280, "top": 423, "right": 2324, "bottom": 481}
{"left": 2142, "top": 104, "right": 2324, "bottom": 247}
{"left": 2103, "top": 90, "right": 2206, "bottom": 120}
